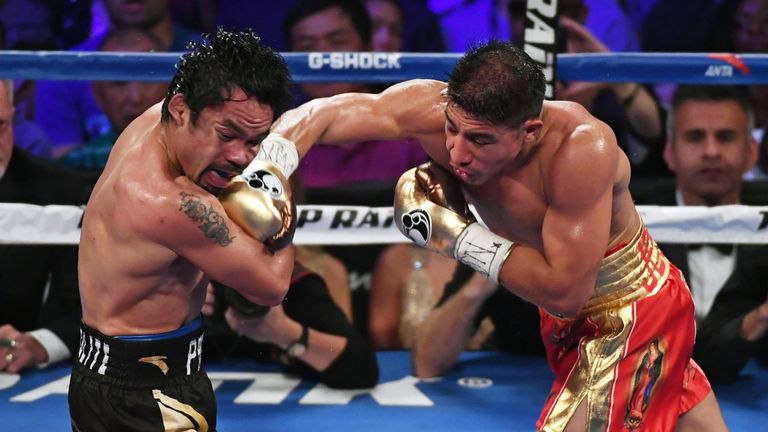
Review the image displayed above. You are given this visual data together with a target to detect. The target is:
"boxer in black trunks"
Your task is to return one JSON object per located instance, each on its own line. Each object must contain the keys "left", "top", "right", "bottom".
{"left": 71, "top": 28, "right": 296, "bottom": 431}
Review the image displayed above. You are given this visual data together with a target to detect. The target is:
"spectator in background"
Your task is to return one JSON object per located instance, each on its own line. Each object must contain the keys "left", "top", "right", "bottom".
{"left": 0, "top": 0, "right": 58, "bottom": 158}
{"left": 203, "top": 257, "right": 380, "bottom": 390}
{"left": 0, "top": 78, "right": 96, "bottom": 374}
{"left": 34, "top": 0, "right": 198, "bottom": 160}
{"left": 507, "top": 0, "right": 668, "bottom": 178}
{"left": 368, "top": 243, "right": 457, "bottom": 348}
{"left": 632, "top": 85, "right": 768, "bottom": 382}
{"left": 283, "top": 0, "right": 429, "bottom": 188}
{"left": 59, "top": 28, "right": 171, "bottom": 172}
{"left": 695, "top": 239, "right": 768, "bottom": 382}
{"left": 365, "top": 0, "right": 403, "bottom": 52}
{"left": 708, "top": 0, "right": 768, "bottom": 131}
{"left": 411, "top": 263, "right": 544, "bottom": 378}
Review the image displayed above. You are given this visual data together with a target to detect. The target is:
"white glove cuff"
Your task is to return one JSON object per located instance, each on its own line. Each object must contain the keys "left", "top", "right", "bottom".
{"left": 254, "top": 133, "right": 299, "bottom": 177}
{"left": 454, "top": 223, "right": 515, "bottom": 283}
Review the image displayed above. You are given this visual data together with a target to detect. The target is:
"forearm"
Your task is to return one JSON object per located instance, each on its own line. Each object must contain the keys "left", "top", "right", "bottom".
{"left": 300, "top": 330, "right": 348, "bottom": 371}
{"left": 613, "top": 83, "right": 662, "bottom": 140}
{"left": 497, "top": 245, "right": 594, "bottom": 317}
{"left": 412, "top": 290, "right": 487, "bottom": 378}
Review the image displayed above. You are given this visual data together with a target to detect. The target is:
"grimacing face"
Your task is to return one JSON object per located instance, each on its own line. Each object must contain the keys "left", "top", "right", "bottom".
{"left": 443, "top": 103, "right": 523, "bottom": 186}
{"left": 169, "top": 88, "right": 274, "bottom": 195}
{"left": 664, "top": 99, "right": 757, "bottom": 205}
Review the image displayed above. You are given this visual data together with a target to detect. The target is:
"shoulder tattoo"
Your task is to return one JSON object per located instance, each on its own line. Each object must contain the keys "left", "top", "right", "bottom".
{"left": 178, "top": 191, "right": 235, "bottom": 246}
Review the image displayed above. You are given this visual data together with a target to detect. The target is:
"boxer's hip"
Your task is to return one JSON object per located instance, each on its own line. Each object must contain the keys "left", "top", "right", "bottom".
{"left": 74, "top": 316, "right": 206, "bottom": 386}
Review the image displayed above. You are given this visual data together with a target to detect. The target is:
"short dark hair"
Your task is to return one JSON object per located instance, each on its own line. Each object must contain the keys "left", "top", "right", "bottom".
{"left": 161, "top": 28, "right": 292, "bottom": 125}
{"left": 447, "top": 40, "right": 545, "bottom": 128}
{"left": 283, "top": 0, "right": 372, "bottom": 48}
{"left": 668, "top": 85, "right": 755, "bottom": 140}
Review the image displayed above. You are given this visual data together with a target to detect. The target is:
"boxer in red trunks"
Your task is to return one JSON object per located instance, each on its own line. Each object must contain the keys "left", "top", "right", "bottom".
{"left": 267, "top": 40, "right": 728, "bottom": 431}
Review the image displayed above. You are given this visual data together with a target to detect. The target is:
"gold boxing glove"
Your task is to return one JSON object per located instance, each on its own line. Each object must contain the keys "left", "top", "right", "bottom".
{"left": 219, "top": 159, "right": 296, "bottom": 251}
{"left": 394, "top": 162, "right": 515, "bottom": 282}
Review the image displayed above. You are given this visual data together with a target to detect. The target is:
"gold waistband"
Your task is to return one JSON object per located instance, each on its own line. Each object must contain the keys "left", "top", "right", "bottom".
{"left": 579, "top": 224, "right": 670, "bottom": 316}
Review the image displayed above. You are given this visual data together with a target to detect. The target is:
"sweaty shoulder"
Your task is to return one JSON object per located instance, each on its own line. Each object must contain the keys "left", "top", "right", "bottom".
{"left": 378, "top": 79, "right": 447, "bottom": 147}
{"left": 542, "top": 101, "right": 621, "bottom": 193}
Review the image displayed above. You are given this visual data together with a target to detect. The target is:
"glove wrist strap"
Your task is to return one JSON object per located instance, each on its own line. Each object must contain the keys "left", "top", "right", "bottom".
{"left": 255, "top": 133, "right": 299, "bottom": 177}
{"left": 454, "top": 223, "right": 515, "bottom": 283}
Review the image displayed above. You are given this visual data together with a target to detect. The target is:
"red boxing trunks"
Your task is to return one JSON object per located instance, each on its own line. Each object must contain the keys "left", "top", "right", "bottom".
{"left": 537, "top": 225, "right": 711, "bottom": 431}
{"left": 69, "top": 317, "right": 216, "bottom": 432}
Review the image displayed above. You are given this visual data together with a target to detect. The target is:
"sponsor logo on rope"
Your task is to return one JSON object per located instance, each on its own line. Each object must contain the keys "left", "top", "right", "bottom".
{"left": 308, "top": 52, "right": 402, "bottom": 70}
{"left": 706, "top": 53, "right": 750, "bottom": 77}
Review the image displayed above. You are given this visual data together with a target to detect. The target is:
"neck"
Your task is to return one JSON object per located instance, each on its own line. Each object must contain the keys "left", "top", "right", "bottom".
{"left": 677, "top": 188, "right": 740, "bottom": 207}
{"left": 159, "top": 123, "right": 182, "bottom": 177}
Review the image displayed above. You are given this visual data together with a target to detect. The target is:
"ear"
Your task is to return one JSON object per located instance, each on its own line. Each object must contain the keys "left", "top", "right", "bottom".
{"left": 167, "top": 93, "right": 188, "bottom": 126}
{"left": 663, "top": 140, "right": 676, "bottom": 172}
{"left": 746, "top": 137, "right": 760, "bottom": 171}
{"left": 522, "top": 119, "right": 543, "bottom": 142}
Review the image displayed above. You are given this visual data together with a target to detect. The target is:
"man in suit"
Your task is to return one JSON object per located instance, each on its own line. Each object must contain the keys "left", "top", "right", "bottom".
{"left": 0, "top": 78, "right": 97, "bottom": 373}
{"left": 632, "top": 84, "right": 768, "bottom": 382}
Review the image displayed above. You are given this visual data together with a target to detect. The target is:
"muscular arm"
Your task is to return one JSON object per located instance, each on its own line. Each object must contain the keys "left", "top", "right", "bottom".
{"left": 498, "top": 124, "right": 618, "bottom": 316}
{"left": 271, "top": 79, "right": 448, "bottom": 162}
{"left": 150, "top": 183, "right": 293, "bottom": 306}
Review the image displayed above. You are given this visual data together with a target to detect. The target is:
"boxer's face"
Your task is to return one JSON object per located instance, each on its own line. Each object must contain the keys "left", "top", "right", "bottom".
{"left": 443, "top": 103, "right": 522, "bottom": 186}
{"left": 169, "top": 87, "right": 274, "bottom": 195}
{"left": 664, "top": 100, "right": 757, "bottom": 206}
{"left": 0, "top": 83, "right": 14, "bottom": 180}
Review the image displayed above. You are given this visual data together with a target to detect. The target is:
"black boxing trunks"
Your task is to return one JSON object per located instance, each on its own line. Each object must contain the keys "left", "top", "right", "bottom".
{"left": 68, "top": 316, "right": 216, "bottom": 432}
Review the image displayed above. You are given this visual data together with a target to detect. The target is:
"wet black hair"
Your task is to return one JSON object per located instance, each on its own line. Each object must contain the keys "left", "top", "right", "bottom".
{"left": 447, "top": 40, "right": 545, "bottom": 128}
{"left": 161, "top": 27, "right": 292, "bottom": 125}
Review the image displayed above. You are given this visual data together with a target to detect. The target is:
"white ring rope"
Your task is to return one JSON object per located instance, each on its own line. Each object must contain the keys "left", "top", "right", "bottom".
{"left": 1, "top": 203, "right": 766, "bottom": 246}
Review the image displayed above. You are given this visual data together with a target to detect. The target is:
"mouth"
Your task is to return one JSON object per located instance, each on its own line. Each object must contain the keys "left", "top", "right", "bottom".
{"left": 451, "top": 165, "right": 474, "bottom": 181}
{"left": 697, "top": 168, "right": 726, "bottom": 179}
{"left": 202, "top": 168, "right": 237, "bottom": 190}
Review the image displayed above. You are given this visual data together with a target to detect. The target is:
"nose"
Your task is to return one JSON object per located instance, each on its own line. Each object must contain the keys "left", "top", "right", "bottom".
{"left": 447, "top": 135, "right": 472, "bottom": 166}
{"left": 125, "top": 83, "right": 143, "bottom": 104}
{"left": 225, "top": 143, "right": 254, "bottom": 170}
{"left": 702, "top": 136, "right": 722, "bottom": 158}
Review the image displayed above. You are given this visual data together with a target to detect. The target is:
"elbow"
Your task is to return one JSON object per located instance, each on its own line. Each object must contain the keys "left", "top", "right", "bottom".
{"left": 262, "top": 280, "right": 290, "bottom": 306}
{"left": 540, "top": 283, "right": 593, "bottom": 319}
{"left": 412, "top": 361, "right": 441, "bottom": 379}
{"left": 241, "top": 279, "right": 289, "bottom": 307}
{"left": 411, "top": 342, "right": 444, "bottom": 379}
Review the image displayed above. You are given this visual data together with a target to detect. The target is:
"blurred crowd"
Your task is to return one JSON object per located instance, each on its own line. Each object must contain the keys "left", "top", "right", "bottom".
{"left": 0, "top": 0, "right": 767, "bottom": 391}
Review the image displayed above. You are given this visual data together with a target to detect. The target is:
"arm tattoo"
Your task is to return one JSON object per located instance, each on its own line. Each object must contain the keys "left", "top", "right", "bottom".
{"left": 178, "top": 191, "right": 235, "bottom": 246}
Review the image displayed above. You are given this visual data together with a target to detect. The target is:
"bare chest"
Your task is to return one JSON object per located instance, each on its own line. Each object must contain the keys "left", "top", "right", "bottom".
{"left": 464, "top": 178, "right": 548, "bottom": 248}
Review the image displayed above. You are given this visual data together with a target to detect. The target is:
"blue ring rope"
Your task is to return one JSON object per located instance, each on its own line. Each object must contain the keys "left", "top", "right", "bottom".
{"left": 0, "top": 51, "right": 765, "bottom": 84}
